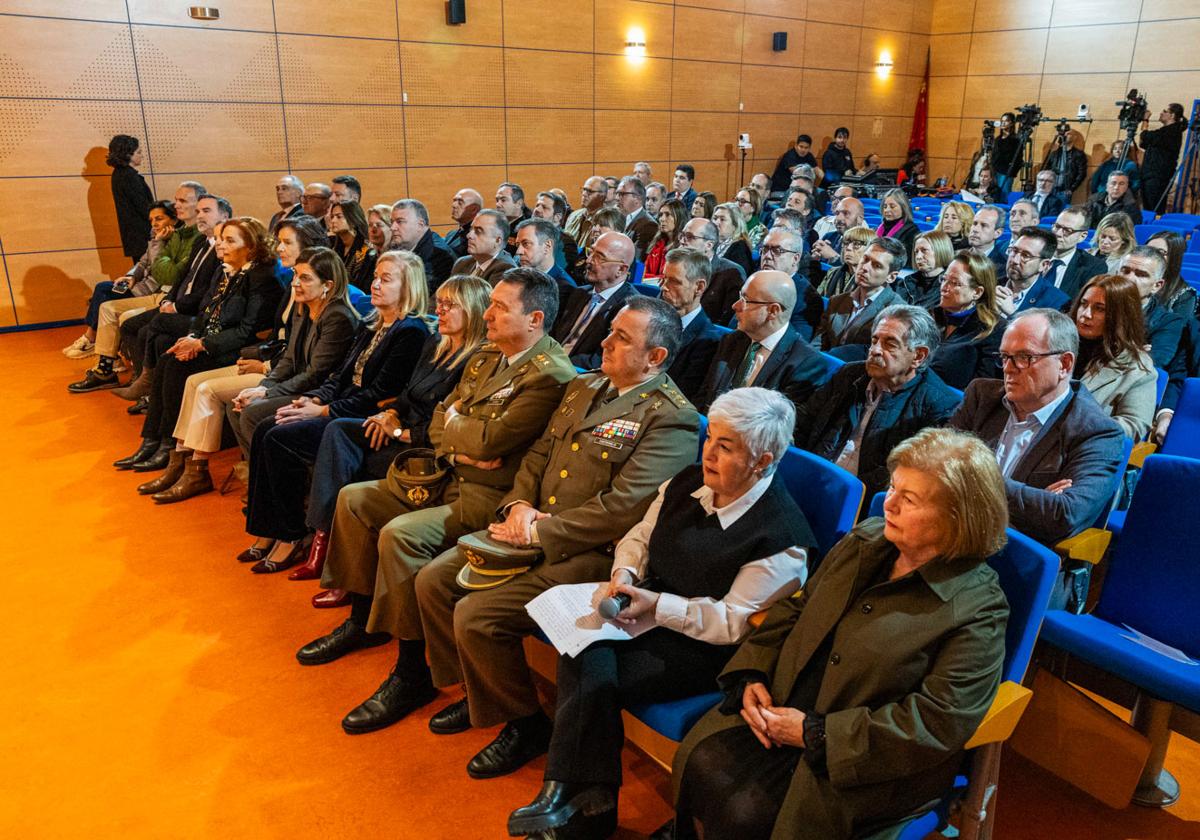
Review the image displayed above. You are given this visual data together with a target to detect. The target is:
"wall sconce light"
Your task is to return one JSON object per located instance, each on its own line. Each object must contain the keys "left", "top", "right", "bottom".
{"left": 875, "top": 50, "right": 894, "bottom": 79}
{"left": 625, "top": 27, "right": 647, "bottom": 62}
{"left": 188, "top": 6, "right": 220, "bottom": 20}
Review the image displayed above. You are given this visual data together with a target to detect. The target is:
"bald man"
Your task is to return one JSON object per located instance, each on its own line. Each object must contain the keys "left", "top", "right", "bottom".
{"left": 563, "top": 176, "right": 609, "bottom": 247}
{"left": 697, "top": 269, "right": 830, "bottom": 413}
{"left": 444, "top": 188, "right": 483, "bottom": 257}
{"left": 550, "top": 231, "right": 640, "bottom": 369}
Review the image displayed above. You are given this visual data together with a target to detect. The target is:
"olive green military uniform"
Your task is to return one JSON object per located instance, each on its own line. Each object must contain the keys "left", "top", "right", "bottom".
{"left": 320, "top": 334, "right": 576, "bottom": 639}
{"left": 414, "top": 370, "right": 701, "bottom": 728}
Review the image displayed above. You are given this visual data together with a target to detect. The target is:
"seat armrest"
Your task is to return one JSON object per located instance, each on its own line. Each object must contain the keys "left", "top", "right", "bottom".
{"left": 965, "top": 681, "right": 1033, "bottom": 749}
{"left": 1054, "top": 527, "right": 1113, "bottom": 566}
{"left": 1128, "top": 441, "right": 1156, "bottom": 469}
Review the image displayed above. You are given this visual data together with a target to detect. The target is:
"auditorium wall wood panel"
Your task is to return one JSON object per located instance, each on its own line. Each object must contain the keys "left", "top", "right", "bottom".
{"left": 926, "top": 0, "right": 1200, "bottom": 203}
{"left": 2, "top": 0, "right": 929, "bottom": 328}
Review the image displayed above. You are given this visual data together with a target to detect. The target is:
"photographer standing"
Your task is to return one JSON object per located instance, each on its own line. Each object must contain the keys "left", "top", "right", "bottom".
{"left": 991, "top": 113, "right": 1024, "bottom": 193}
{"left": 1140, "top": 103, "right": 1188, "bottom": 214}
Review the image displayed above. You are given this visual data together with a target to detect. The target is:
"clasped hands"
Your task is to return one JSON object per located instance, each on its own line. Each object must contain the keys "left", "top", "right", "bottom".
{"left": 231, "top": 385, "right": 268, "bottom": 411}
{"left": 363, "top": 410, "right": 408, "bottom": 450}
{"left": 488, "top": 502, "right": 548, "bottom": 547}
{"left": 274, "top": 395, "right": 328, "bottom": 425}
{"left": 166, "top": 335, "right": 205, "bottom": 361}
{"left": 741, "top": 681, "right": 807, "bottom": 749}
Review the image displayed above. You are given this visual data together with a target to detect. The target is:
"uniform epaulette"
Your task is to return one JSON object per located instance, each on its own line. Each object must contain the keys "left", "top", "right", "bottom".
{"left": 656, "top": 382, "right": 692, "bottom": 409}
{"left": 477, "top": 341, "right": 501, "bottom": 352}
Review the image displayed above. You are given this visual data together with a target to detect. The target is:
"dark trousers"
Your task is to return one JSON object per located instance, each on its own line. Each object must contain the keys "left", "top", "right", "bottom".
{"left": 245, "top": 416, "right": 335, "bottom": 541}
{"left": 141, "top": 352, "right": 230, "bottom": 440}
{"left": 1143, "top": 177, "right": 1172, "bottom": 215}
{"left": 85, "top": 282, "right": 132, "bottom": 328}
{"left": 141, "top": 312, "right": 195, "bottom": 370}
{"left": 543, "top": 628, "right": 734, "bottom": 788}
{"left": 304, "top": 417, "right": 399, "bottom": 533}
{"left": 119, "top": 308, "right": 156, "bottom": 367}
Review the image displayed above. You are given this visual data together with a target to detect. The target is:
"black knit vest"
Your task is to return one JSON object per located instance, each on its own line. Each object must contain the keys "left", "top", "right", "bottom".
{"left": 647, "top": 464, "right": 815, "bottom": 600}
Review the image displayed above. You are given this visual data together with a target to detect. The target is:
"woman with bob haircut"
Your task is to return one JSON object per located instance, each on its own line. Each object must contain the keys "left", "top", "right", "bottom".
{"left": 669, "top": 427, "right": 1009, "bottom": 840}
{"left": 928, "top": 251, "right": 1006, "bottom": 389}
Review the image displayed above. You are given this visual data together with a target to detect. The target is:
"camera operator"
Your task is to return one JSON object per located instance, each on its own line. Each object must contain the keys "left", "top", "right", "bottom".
{"left": 1139, "top": 102, "right": 1187, "bottom": 213}
{"left": 1039, "top": 126, "right": 1087, "bottom": 203}
{"left": 991, "top": 112, "right": 1024, "bottom": 193}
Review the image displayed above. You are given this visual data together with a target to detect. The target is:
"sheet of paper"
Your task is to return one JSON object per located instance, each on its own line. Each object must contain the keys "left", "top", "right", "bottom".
{"left": 526, "top": 582, "right": 655, "bottom": 658}
{"left": 1120, "top": 624, "right": 1198, "bottom": 666}
{"left": 960, "top": 189, "right": 985, "bottom": 204}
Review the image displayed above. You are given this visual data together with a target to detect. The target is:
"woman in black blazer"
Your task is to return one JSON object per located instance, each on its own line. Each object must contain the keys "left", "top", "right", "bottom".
{"left": 128, "top": 217, "right": 284, "bottom": 477}
{"left": 713, "top": 202, "right": 756, "bottom": 276}
{"left": 241, "top": 250, "right": 434, "bottom": 574}
{"left": 330, "top": 200, "right": 377, "bottom": 292}
{"left": 295, "top": 274, "right": 493, "bottom": 591}
{"left": 875, "top": 188, "right": 920, "bottom": 264}
{"left": 929, "top": 252, "right": 1006, "bottom": 389}
{"left": 107, "top": 134, "right": 154, "bottom": 261}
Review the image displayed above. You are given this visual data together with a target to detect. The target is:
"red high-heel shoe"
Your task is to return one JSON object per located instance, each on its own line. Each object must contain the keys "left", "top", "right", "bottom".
{"left": 289, "top": 530, "right": 328, "bottom": 580}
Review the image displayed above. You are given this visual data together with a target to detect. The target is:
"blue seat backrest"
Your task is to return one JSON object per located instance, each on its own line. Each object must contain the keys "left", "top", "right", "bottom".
{"left": 712, "top": 324, "right": 733, "bottom": 336}
{"left": 778, "top": 446, "right": 864, "bottom": 569}
{"left": 1162, "top": 378, "right": 1200, "bottom": 459}
{"left": 695, "top": 413, "right": 708, "bottom": 461}
{"left": 1155, "top": 367, "right": 1169, "bottom": 409}
{"left": 632, "top": 282, "right": 660, "bottom": 298}
{"left": 632, "top": 260, "right": 645, "bottom": 283}
{"left": 1095, "top": 455, "right": 1200, "bottom": 658}
{"left": 819, "top": 351, "right": 844, "bottom": 379}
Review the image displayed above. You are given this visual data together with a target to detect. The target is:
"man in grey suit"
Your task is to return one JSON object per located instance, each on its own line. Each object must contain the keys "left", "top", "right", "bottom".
{"left": 450, "top": 209, "right": 516, "bottom": 286}
{"left": 949, "top": 308, "right": 1124, "bottom": 546}
{"left": 615, "top": 176, "right": 659, "bottom": 262}
{"left": 817, "top": 237, "right": 905, "bottom": 358}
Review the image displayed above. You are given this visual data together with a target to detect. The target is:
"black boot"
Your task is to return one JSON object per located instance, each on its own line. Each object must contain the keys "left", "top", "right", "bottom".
{"left": 131, "top": 440, "right": 172, "bottom": 472}
{"left": 114, "top": 438, "right": 157, "bottom": 470}
{"left": 507, "top": 781, "right": 617, "bottom": 838}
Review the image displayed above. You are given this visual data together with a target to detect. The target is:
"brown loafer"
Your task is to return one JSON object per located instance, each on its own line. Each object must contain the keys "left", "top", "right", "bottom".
{"left": 312, "top": 588, "right": 351, "bottom": 608}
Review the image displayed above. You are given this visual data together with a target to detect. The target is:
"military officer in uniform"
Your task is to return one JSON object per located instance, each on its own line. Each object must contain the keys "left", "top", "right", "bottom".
{"left": 413, "top": 295, "right": 702, "bottom": 779}
{"left": 294, "top": 267, "right": 577, "bottom": 735}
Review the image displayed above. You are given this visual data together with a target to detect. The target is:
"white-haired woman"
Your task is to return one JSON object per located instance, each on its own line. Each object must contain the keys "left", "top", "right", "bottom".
{"left": 507, "top": 387, "right": 816, "bottom": 839}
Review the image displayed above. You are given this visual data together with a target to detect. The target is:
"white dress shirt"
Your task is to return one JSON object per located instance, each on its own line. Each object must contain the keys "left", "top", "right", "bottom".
{"left": 995, "top": 386, "right": 1072, "bottom": 477}
{"left": 612, "top": 475, "right": 808, "bottom": 645}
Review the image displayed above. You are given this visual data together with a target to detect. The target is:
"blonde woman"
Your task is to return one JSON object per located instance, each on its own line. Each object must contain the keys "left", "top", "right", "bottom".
{"left": 367, "top": 203, "right": 394, "bottom": 252}
{"left": 1091, "top": 211, "right": 1136, "bottom": 273}
{"left": 302, "top": 274, "right": 493, "bottom": 594}
{"left": 897, "top": 230, "right": 954, "bottom": 309}
{"left": 937, "top": 200, "right": 974, "bottom": 251}
{"left": 712, "top": 201, "right": 755, "bottom": 275}
{"left": 817, "top": 225, "right": 874, "bottom": 297}
{"left": 929, "top": 251, "right": 1006, "bottom": 389}
{"left": 240, "top": 249, "right": 434, "bottom": 574}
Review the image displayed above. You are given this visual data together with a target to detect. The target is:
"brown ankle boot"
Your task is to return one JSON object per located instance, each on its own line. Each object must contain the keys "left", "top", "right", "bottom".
{"left": 152, "top": 459, "right": 214, "bottom": 504}
{"left": 137, "top": 450, "right": 188, "bottom": 495}
{"left": 112, "top": 369, "right": 151, "bottom": 401}
{"left": 289, "top": 530, "right": 329, "bottom": 580}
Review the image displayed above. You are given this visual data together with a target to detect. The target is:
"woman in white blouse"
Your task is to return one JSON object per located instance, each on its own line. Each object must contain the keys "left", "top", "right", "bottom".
{"left": 506, "top": 387, "right": 814, "bottom": 839}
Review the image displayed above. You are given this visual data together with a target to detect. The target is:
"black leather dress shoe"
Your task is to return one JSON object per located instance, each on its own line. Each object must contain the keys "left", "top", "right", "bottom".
{"left": 114, "top": 439, "right": 157, "bottom": 470}
{"left": 127, "top": 395, "right": 149, "bottom": 415}
{"left": 341, "top": 671, "right": 437, "bottom": 735}
{"left": 295, "top": 619, "right": 391, "bottom": 666}
{"left": 131, "top": 445, "right": 171, "bottom": 472}
{"left": 429, "top": 697, "right": 471, "bottom": 735}
{"left": 467, "top": 712, "right": 552, "bottom": 779}
{"left": 67, "top": 369, "right": 118, "bottom": 393}
{"left": 507, "top": 781, "right": 617, "bottom": 838}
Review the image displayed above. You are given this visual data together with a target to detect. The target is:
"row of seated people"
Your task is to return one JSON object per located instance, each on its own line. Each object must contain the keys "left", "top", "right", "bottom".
{"left": 58, "top": 171, "right": 1186, "bottom": 836}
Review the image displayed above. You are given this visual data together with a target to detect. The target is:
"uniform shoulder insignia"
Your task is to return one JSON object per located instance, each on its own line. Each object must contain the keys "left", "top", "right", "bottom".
{"left": 658, "top": 384, "right": 691, "bottom": 409}
{"left": 532, "top": 352, "right": 550, "bottom": 368}
{"left": 478, "top": 341, "right": 500, "bottom": 352}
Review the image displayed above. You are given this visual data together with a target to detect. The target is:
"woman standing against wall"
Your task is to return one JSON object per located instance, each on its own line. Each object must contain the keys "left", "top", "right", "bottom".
{"left": 107, "top": 134, "right": 154, "bottom": 262}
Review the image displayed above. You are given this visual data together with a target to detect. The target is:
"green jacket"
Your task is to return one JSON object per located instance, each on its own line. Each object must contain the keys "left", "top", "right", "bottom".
{"left": 429, "top": 334, "right": 576, "bottom": 527}
{"left": 151, "top": 225, "right": 202, "bottom": 290}
{"left": 503, "top": 371, "right": 700, "bottom": 563}
{"left": 673, "top": 518, "right": 1008, "bottom": 839}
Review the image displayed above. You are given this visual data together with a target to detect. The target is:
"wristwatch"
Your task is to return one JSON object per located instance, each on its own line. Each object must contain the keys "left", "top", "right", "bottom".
{"left": 392, "top": 426, "right": 405, "bottom": 440}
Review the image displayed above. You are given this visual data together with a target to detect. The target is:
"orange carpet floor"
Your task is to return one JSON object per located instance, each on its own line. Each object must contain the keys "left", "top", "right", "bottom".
{"left": 2, "top": 325, "right": 1197, "bottom": 839}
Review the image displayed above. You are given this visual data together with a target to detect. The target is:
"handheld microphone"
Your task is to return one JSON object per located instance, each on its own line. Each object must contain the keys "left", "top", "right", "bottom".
{"left": 597, "top": 591, "right": 631, "bottom": 620}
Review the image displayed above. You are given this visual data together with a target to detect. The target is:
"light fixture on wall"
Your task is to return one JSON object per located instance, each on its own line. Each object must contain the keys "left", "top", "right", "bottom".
{"left": 625, "top": 27, "right": 647, "bottom": 63}
{"left": 875, "top": 50, "right": 894, "bottom": 80}
{"left": 188, "top": 6, "right": 220, "bottom": 20}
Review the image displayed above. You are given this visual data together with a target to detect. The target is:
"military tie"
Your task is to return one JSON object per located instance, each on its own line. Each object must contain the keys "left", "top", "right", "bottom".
{"left": 732, "top": 341, "right": 762, "bottom": 387}
{"left": 563, "top": 292, "right": 604, "bottom": 351}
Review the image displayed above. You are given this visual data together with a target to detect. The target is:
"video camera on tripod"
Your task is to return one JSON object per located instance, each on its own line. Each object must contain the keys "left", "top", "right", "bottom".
{"left": 1014, "top": 104, "right": 1043, "bottom": 134}
{"left": 1116, "top": 89, "right": 1149, "bottom": 131}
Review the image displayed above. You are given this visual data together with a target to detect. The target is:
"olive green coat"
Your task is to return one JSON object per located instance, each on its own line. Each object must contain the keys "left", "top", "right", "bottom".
{"left": 428, "top": 333, "right": 576, "bottom": 527}
{"left": 673, "top": 519, "right": 1009, "bottom": 840}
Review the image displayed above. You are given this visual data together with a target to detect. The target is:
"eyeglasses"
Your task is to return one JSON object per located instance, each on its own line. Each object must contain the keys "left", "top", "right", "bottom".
{"left": 679, "top": 232, "right": 714, "bottom": 245}
{"left": 1005, "top": 246, "right": 1042, "bottom": 262}
{"left": 588, "top": 250, "right": 627, "bottom": 267}
{"left": 737, "top": 293, "right": 776, "bottom": 308}
{"left": 939, "top": 277, "right": 973, "bottom": 289}
{"left": 1051, "top": 223, "right": 1087, "bottom": 236}
{"left": 616, "top": 191, "right": 638, "bottom": 198}
{"left": 434, "top": 298, "right": 460, "bottom": 313}
{"left": 735, "top": 198, "right": 753, "bottom": 206}
{"left": 990, "top": 351, "right": 1066, "bottom": 370}
{"left": 581, "top": 187, "right": 604, "bottom": 196}
{"left": 759, "top": 245, "right": 800, "bottom": 257}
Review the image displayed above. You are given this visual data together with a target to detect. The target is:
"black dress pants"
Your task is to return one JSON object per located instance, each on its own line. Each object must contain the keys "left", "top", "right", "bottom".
{"left": 543, "top": 628, "right": 734, "bottom": 789}
{"left": 141, "top": 352, "right": 230, "bottom": 440}
{"left": 245, "top": 415, "right": 335, "bottom": 541}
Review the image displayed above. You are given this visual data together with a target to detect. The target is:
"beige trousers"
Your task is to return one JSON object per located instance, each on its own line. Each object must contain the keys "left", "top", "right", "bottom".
{"left": 95, "top": 292, "right": 163, "bottom": 357}
{"left": 173, "top": 366, "right": 264, "bottom": 452}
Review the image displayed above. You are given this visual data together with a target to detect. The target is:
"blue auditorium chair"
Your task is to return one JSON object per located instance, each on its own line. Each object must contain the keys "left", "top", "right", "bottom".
{"left": 1039, "top": 454, "right": 1200, "bottom": 808}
